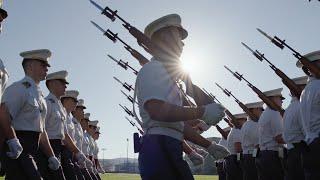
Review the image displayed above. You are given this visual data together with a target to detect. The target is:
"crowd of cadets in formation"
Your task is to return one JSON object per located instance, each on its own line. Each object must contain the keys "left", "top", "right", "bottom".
{"left": 1, "top": 1, "right": 320, "bottom": 180}
{"left": 0, "top": 2, "right": 105, "bottom": 180}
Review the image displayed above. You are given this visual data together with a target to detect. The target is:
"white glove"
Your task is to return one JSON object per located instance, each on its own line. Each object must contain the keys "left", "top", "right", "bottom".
{"left": 48, "top": 156, "right": 61, "bottom": 170}
{"left": 206, "top": 142, "right": 230, "bottom": 160}
{"left": 194, "top": 147, "right": 209, "bottom": 158}
{"left": 187, "top": 151, "right": 204, "bottom": 166}
{"left": 75, "top": 152, "right": 86, "bottom": 164}
{"left": 196, "top": 120, "right": 211, "bottom": 132}
{"left": 202, "top": 103, "right": 225, "bottom": 126}
{"left": 6, "top": 138, "right": 23, "bottom": 159}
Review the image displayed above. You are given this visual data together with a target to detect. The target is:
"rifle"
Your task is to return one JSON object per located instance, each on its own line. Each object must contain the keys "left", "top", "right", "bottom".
{"left": 90, "top": 2, "right": 213, "bottom": 106}
{"left": 91, "top": 21, "right": 149, "bottom": 66}
{"left": 242, "top": 42, "right": 301, "bottom": 98}
{"left": 215, "top": 124, "right": 228, "bottom": 140}
{"left": 224, "top": 65, "right": 285, "bottom": 115}
{"left": 223, "top": 118, "right": 233, "bottom": 128}
{"left": 89, "top": 0, "right": 158, "bottom": 55}
{"left": 113, "top": 76, "right": 134, "bottom": 92}
{"left": 257, "top": 28, "right": 320, "bottom": 77}
{"left": 125, "top": 117, "right": 144, "bottom": 135}
{"left": 121, "top": 90, "right": 138, "bottom": 104}
{"left": 107, "top": 54, "right": 138, "bottom": 75}
{"left": 119, "top": 104, "right": 135, "bottom": 117}
{"left": 215, "top": 82, "right": 258, "bottom": 120}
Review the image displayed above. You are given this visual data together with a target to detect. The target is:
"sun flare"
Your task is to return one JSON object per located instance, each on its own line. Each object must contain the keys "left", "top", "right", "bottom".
{"left": 180, "top": 53, "right": 198, "bottom": 76}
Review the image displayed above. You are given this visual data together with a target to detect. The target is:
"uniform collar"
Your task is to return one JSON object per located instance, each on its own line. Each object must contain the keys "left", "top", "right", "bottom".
{"left": 23, "top": 75, "right": 37, "bottom": 87}
{"left": 48, "top": 92, "right": 59, "bottom": 102}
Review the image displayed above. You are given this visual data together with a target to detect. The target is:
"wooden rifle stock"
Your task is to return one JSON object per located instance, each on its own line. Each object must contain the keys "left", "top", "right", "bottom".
{"left": 216, "top": 125, "right": 228, "bottom": 140}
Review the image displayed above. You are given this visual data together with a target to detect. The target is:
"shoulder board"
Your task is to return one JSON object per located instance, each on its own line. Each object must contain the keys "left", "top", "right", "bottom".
{"left": 48, "top": 98, "right": 55, "bottom": 103}
{"left": 22, "top": 81, "right": 31, "bottom": 88}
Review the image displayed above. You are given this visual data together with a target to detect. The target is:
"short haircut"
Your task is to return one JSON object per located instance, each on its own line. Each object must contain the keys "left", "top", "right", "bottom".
{"left": 22, "top": 59, "right": 34, "bottom": 73}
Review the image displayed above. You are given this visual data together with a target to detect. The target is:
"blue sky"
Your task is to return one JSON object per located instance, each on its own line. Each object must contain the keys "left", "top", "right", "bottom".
{"left": 0, "top": 0, "right": 319, "bottom": 159}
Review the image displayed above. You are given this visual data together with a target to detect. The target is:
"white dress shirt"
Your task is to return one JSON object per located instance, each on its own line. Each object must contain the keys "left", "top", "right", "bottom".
{"left": 136, "top": 58, "right": 184, "bottom": 141}
{"left": 283, "top": 97, "right": 305, "bottom": 149}
{"left": 258, "top": 107, "right": 283, "bottom": 151}
{"left": 241, "top": 118, "right": 259, "bottom": 154}
{"left": 299, "top": 77, "right": 320, "bottom": 144}
{"left": 227, "top": 128, "right": 242, "bottom": 155}
{"left": 2, "top": 76, "right": 47, "bottom": 132}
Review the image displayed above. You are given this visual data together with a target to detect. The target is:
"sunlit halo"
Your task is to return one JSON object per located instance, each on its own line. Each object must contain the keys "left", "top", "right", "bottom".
{"left": 180, "top": 53, "right": 198, "bottom": 76}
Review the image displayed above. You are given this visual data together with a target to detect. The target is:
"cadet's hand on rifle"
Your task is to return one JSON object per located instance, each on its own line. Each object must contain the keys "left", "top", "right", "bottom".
{"left": 201, "top": 103, "right": 225, "bottom": 126}
{"left": 187, "top": 151, "right": 204, "bottom": 166}
{"left": 6, "top": 138, "right": 23, "bottom": 159}
{"left": 206, "top": 142, "right": 230, "bottom": 160}
{"left": 48, "top": 156, "right": 61, "bottom": 170}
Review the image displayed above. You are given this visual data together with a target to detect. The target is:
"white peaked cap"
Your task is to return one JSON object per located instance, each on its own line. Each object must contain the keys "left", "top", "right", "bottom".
{"left": 61, "top": 90, "right": 79, "bottom": 100}
{"left": 76, "top": 99, "right": 86, "bottom": 109}
{"left": 46, "top": 70, "right": 69, "bottom": 84}
{"left": 88, "top": 120, "right": 98, "bottom": 127}
{"left": 263, "top": 88, "right": 284, "bottom": 99}
{"left": 234, "top": 113, "right": 247, "bottom": 119}
{"left": 292, "top": 76, "right": 308, "bottom": 85}
{"left": 20, "top": 49, "right": 52, "bottom": 67}
{"left": 296, "top": 50, "right": 320, "bottom": 68}
{"left": 144, "top": 14, "right": 188, "bottom": 39}
{"left": 245, "top": 101, "right": 264, "bottom": 109}
{"left": 84, "top": 113, "right": 90, "bottom": 120}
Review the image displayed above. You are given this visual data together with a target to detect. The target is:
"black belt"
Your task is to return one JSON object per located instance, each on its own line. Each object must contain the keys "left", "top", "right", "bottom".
{"left": 15, "top": 130, "right": 40, "bottom": 140}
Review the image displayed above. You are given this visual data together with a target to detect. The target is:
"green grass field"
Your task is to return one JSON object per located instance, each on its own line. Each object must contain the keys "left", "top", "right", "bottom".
{"left": 0, "top": 173, "right": 218, "bottom": 180}
{"left": 103, "top": 173, "right": 218, "bottom": 180}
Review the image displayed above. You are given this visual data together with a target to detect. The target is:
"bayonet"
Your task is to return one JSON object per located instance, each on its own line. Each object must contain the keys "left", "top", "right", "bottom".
{"left": 121, "top": 90, "right": 137, "bottom": 104}
{"left": 257, "top": 28, "right": 320, "bottom": 77}
{"left": 113, "top": 76, "right": 134, "bottom": 91}
{"left": 119, "top": 104, "right": 134, "bottom": 117}
{"left": 242, "top": 42, "right": 301, "bottom": 98}
{"left": 107, "top": 54, "right": 138, "bottom": 75}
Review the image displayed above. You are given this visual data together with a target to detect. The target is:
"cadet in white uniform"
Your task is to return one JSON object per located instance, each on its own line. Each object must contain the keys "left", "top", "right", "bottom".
{"left": 88, "top": 120, "right": 101, "bottom": 180}
{"left": 225, "top": 113, "right": 246, "bottom": 180}
{"left": 296, "top": 51, "right": 320, "bottom": 180}
{"left": 240, "top": 101, "right": 264, "bottom": 180}
{"left": 136, "top": 14, "right": 225, "bottom": 180}
{"left": 71, "top": 99, "right": 90, "bottom": 180}
{"left": 1, "top": 49, "right": 60, "bottom": 180}
{"left": 36, "top": 70, "right": 69, "bottom": 180}
{"left": 78, "top": 112, "right": 95, "bottom": 180}
{"left": 72, "top": 99, "right": 86, "bottom": 151}
{"left": 93, "top": 127, "right": 105, "bottom": 174}
{"left": 61, "top": 90, "right": 88, "bottom": 180}
{"left": 283, "top": 76, "right": 308, "bottom": 180}
{"left": 38, "top": 72, "right": 87, "bottom": 180}
{"left": 256, "top": 88, "right": 285, "bottom": 180}
{"left": 81, "top": 117, "right": 98, "bottom": 180}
